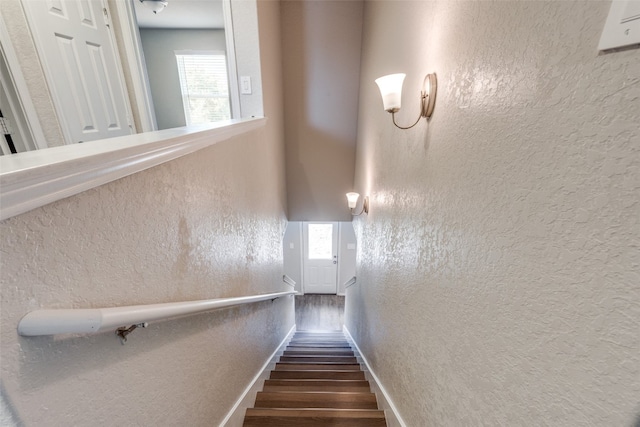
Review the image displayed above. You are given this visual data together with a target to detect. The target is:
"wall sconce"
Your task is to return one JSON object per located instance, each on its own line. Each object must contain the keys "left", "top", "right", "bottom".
{"left": 140, "top": 0, "right": 168, "bottom": 14}
{"left": 346, "top": 192, "right": 369, "bottom": 216}
{"left": 375, "top": 73, "right": 437, "bottom": 129}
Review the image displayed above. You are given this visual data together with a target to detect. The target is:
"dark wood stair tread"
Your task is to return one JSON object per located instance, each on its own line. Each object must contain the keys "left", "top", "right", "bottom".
{"left": 291, "top": 335, "right": 348, "bottom": 341}
{"left": 275, "top": 363, "right": 361, "bottom": 371}
{"left": 286, "top": 346, "right": 352, "bottom": 352}
{"left": 284, "top": 349, "right": 354, "bottom": 355}
{"left": 243, "top": 332, "right": 386, "bottom": 426}
{"left": 289, "top": 337, "right": 350, "bottom": 342}
{"left": 280, "top": 356, "right": 358, "bottom": 363}
{"left": 283, "top": 353, "right": 355, "bottom": 358}
{"left": 263, "top": 379, "right": 372, "bottom": 393}
{"left": 255, "top": 391, "right": 378, "bottom": 409}
{"left": 270, "top": 370, "right": 366, "bottom": 380}
{"left": 264, "top": 379, "right": 370, "bottom": 390}
{"left": 287, "top": 340, "right": 351, "bottom": 347}
{"left": 246, "top": 407, "right": 386, "bottom": 418}
{"left": 262, "top": 384, "right": 372, "bottom": 392}
{"left": 291, "top": 334, "right": 347, "bottom": 338}
{"left": 243, "top": 408, "right": 387, "bottom": 427}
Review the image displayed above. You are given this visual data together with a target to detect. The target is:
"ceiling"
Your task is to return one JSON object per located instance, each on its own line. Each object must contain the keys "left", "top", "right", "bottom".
{"left": 134, "top": 0, "right": 225, "bottom": 29}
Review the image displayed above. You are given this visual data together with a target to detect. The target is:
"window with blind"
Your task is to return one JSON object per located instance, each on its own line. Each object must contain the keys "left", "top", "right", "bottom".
{"left": 175, "top": 51, "right": 231, "bottom": 125}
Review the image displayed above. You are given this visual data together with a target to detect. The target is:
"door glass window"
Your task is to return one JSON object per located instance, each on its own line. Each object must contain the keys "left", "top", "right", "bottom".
{"left": 308, "top": 224, "right": 333, "bottom": 259}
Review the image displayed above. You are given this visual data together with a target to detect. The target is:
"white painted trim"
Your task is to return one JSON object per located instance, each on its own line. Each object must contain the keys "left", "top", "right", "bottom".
{"left": 0, "top": 118, "right": 265, "bottom": 221}
{"left": 298, "top": 222, "right": 305, "bottom": 294}
{"left": 337, "top": 221, "right": 343, "bottom": 291}
{"left": 343, "top": 326, "right": 407, "bottom": 427}
{"left": 222, "top": 0, "right": 241, "bottom": 120}
{"left": 109, "top": 0, "right": 157, "bottom": 132}
{"left": 221, "top": 324, "right": 296, "bottom": 427}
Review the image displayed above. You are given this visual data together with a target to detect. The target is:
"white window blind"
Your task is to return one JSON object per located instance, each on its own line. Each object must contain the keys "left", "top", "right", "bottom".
{"left": 175, "top": 51, "right": 230, "bottom": 125}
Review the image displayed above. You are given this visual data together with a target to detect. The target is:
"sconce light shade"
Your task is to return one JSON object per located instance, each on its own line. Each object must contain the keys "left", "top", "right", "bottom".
{"left": 346, "top": 192, "right": 369, "bottom": 216}
{"left": 375, "top": 72, "right": 437, "bottom": 129}
{"left": 346, "top": 192, "right": 360, "bottom": 209}
{"left": 140, "top": 0, "right": 168, "bottom": 14}
{"left": 375, "top": 73, "right": 406, "bottom": 113}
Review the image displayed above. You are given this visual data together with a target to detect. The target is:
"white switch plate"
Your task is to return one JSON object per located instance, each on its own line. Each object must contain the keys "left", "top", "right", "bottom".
{"left": 240, "top": 76, "right": 252, "bottom": 94}
{"left": 599, "top": 0, "right": 640, "bottom": 50}
{"left": 289, "top": 242, "right": 294, "bottom": 249}
{"left": 347, "top": 243, "right": 356, "bottom": 250}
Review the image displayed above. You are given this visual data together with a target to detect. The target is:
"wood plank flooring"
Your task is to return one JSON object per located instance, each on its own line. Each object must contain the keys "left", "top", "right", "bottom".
{"left": 243, "top": 331, "right": 387, "bottom": 426}
{"left": 294, "top": 295, "right": 345, "bottom": 331}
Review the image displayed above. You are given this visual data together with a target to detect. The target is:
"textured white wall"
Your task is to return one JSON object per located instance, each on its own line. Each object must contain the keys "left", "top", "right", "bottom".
{"left": 283, "top": 221, "right": 304, "bottom": 293}
{"left": 0, "top": 2, "right": 291, "bottom": 426}
{"left": 346, "top": 1, "right": 640, "bottom": 426}
{"left": 337, "top": 222, "right": 357, "bottom": 295}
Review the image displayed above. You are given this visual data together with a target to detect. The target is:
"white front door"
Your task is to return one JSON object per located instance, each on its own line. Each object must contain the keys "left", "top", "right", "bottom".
{"left": 303, "top": 222, "right": 338, "bottom": 294}
{"left": 22, "top": 0, "right": 133, "bottom": 144}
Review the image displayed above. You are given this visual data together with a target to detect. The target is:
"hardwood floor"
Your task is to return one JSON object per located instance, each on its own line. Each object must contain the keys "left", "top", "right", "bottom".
{"left": 294, "top": 295, "right": 345, "bottom": 331}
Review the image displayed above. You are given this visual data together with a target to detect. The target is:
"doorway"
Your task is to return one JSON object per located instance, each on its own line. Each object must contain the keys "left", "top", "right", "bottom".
{"left": 303, "top": 222, "right": 338, "bottom": 294}
{"left": 283, "top": 221, "right": 356, "bottom": 295}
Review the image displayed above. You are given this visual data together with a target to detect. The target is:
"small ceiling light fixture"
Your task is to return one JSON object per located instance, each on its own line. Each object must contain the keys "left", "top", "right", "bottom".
{"left": 139, "top": 0, "right": 168, "bottom": 14}
{"left": 346, "top": 192, "right": 369, "bottom": 216}
{"left": 375, "top": 73, "right": 437, "bottom": 129}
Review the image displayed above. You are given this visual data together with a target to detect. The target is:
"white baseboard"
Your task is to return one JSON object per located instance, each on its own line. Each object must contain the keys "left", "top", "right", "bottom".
{"left": 220, "top": 324, "right": 296, "bottom": 426}
{"left": 343, "top": 326, "right": 407, "bottom": 427}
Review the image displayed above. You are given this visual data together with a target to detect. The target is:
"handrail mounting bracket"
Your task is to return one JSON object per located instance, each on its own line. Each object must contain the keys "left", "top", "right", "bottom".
{"left": 116, "top": 322, "right": 148, "bottom": 345}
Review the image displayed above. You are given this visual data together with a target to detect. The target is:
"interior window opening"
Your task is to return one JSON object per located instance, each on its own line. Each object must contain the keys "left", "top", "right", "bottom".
{"left": 175, "top": 51, "right": 231, "bottom": 125}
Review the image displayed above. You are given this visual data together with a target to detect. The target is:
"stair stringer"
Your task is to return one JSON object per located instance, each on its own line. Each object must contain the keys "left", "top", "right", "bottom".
{"left": 221, "top": 324, "right": 297, "bottom": 427}
{"left": 343, "top": 325, "right": 407, "bottom": 427}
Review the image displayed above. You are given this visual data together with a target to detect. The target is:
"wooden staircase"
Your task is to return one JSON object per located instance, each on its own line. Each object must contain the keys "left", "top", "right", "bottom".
{"left": 243, "top": 331, "right": 387, "bottom": 426}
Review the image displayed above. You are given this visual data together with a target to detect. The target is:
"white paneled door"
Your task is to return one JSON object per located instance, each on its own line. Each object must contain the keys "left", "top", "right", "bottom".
{"left": 303, "top": 222, "right": 338, "bottom": 294}
{"left": 22, "top": 0, "right": 132, "bottom": 144}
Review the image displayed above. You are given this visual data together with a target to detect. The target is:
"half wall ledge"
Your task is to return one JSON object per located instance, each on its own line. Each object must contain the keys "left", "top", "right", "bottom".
{"left": 0, "top": 117, "right": 266, "bottom": 221}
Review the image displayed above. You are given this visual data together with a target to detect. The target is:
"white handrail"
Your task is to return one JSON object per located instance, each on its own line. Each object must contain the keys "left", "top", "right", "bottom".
{"left": 344, "top": 276, "right": 357, "bottom": 289}
{"left": 18, "top": 290, "right": 295, "bottom": 337}
{"left": 282, "top": 275, "right": 296, "bottom": 288}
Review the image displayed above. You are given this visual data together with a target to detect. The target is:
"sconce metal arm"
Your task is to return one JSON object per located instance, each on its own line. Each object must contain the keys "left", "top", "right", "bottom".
{"left": 389, "top": 73, "right": 436, "bottom": 130}
{"left": 350, "top": 196, "right": 369, "bottom": 216}
{"left": 391, "top": 93, "right": 426, "bottom": 130}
